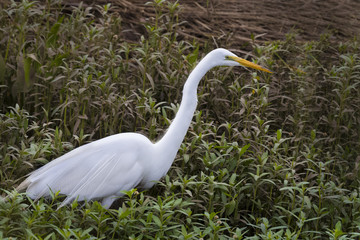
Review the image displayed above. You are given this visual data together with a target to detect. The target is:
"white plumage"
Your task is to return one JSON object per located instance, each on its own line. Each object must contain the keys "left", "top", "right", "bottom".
{"left": 17, "top": 48, "right": 271, "bottom": 208}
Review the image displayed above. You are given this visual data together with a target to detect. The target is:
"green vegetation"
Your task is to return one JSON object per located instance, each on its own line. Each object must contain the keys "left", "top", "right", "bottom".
{"left": 1, "top": 0, "right": 360, "bottom": 239}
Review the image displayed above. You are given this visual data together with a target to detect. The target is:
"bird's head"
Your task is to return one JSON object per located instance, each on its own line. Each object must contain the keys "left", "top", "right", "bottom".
{"left": 209, "top": 48, "right": 272, "bottom": 73}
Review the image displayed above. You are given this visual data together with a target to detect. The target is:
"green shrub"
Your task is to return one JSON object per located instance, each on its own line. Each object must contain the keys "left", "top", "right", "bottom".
{"left": 1, "top": 0, "right": 359, "bottom": 239}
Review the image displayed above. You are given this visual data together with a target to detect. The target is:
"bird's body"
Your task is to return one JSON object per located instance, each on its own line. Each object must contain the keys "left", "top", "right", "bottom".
{"left": 20, "top": 133, "right": 160, "bottom": 207}
{"left": 17, "top": 48, "right": 271, "bottom": 208}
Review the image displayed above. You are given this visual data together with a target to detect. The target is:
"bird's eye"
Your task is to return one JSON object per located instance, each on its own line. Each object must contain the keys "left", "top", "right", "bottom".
{"left": 225, "top": 56, "right": 236, "bottom": 62}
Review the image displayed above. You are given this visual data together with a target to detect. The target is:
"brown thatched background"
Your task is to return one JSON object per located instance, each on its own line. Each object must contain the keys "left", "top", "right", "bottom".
{"left": 62, "top": 0, "right": 360, "bottom": 47}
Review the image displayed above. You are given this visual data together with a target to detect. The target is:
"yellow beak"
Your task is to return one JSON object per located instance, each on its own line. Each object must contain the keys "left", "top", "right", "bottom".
{"left": 227, "top": 56, "right": 272, "bottom": 73}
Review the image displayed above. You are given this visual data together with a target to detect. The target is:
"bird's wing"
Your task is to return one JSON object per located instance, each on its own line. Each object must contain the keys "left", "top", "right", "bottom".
{"left": 59, "top": 151, "right": 144, "bottom": 207}
{"left": 22, "top": 140, "right": 144, "bottom": 206}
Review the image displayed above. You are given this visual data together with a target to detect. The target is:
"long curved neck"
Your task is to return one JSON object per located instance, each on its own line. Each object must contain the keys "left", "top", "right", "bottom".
{"left": 156, "top": 55, "right": 214, "bottom": 156}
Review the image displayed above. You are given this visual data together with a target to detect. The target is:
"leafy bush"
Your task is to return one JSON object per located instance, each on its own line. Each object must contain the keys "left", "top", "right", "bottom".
{"left": 1, "top": 0, "right": 360, "bottom": 239}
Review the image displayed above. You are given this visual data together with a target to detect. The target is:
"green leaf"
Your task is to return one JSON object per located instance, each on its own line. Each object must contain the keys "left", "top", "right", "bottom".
{"left": 186, "top": 46, "right": 199, "bottom": 66}
{"left": 0, "top": 54, "right": 5, "bottom": 83}
{"left": 276, "top": 129, "right": 282, "bottom": 141}
{"left": 226, "top": 200, "right": 236, "bottom": 216}
{"left": 238, "top": 144, "right": 250, "bottom": 157}
{"left": 152, "top": 215, "right": 162, "bottom": 227}
{"left": 229, "top": 173, "right": 237, "bottom": 185}
{"left": 311, "top": 129, "right": 316, "bottom": 141}
{"left": 46, "top": 15, "right": 65, "bottom": 47}
{"left": 24, "top": 55, "right": 31, "bottom": 85}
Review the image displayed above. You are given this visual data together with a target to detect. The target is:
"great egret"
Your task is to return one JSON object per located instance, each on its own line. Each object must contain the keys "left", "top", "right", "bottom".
{"left": 17, "top": 48, "right": 271, "bottom": 208}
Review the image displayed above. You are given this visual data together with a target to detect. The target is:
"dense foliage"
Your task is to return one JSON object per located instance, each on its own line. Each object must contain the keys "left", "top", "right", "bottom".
{"left": 1, "top": 0, "right": 360, "bottom": 239}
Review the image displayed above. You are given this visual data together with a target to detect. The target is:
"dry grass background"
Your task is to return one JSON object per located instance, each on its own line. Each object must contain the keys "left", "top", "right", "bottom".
{"left": 60, "top": 0, "right": 360, "bottom": 46}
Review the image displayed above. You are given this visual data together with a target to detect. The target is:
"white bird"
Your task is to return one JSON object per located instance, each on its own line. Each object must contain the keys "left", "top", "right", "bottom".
{"left": 17, "top": 48, "right": 271, "bottom": 208}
